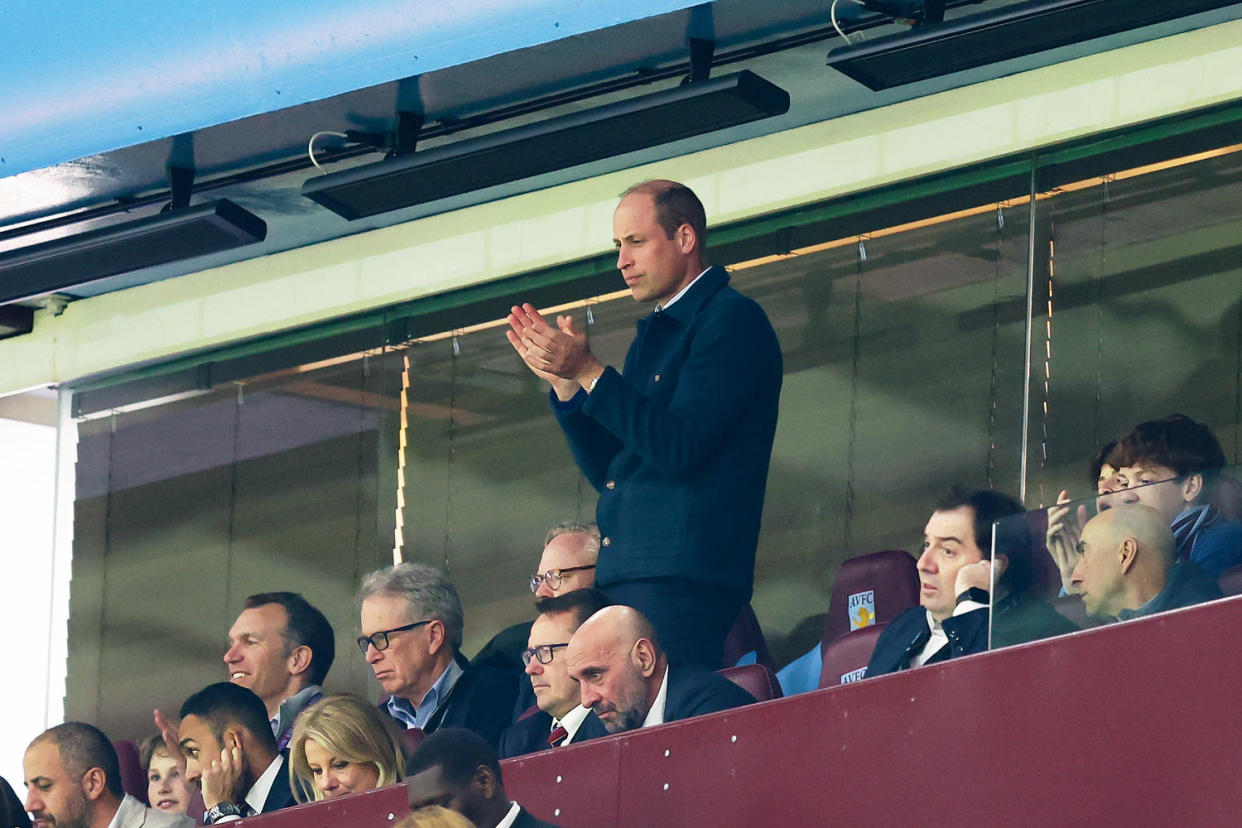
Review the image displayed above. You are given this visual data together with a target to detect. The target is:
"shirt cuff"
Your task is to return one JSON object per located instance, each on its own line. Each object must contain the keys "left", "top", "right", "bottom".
{"left": 952, "top": 600, "right": 988, "bottom": 616}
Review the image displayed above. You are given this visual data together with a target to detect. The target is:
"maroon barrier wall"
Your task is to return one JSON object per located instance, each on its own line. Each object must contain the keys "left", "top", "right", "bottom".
{"left": 244, "top": 595, "right": 1242, "bottom": 827}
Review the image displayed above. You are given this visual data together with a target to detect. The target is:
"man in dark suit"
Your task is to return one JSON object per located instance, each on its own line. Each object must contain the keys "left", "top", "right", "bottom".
{"left": 177, "top": 682, "right": 295, "bottom": 823}
{"left": 506, "top": 180, "right": 782, "bottom": 671}
{"left": 498, "top": 588, "right": 611, "bottom": 758}
{"left": 867, "top": 487, "right": 1078, "bottom": 677}
{"left": 407, "top": 728, "right": 559, "bottom": 828}
{"left": 358, "top": 562, "right": 518, "bottom": 749}
{"left": 565, "top": 605, "right": 755, "bottom": 734}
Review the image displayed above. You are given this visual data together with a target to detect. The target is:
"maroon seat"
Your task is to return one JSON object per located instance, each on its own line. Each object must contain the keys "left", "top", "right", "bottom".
{"left": 718, "top": 664, "right": 783, "bottom": 702}
{"left": 1212, "top": 473, "right": 1242, "bottom": 522}
{"left": 821, "top": 549, "right": 919, "bottom": 649}
{"left": 397, "top": 727, "right": 425, "bottom": 757}
{"left": 818, "top": 624, "right": 888, "bottom": 688}
{"left": 113, "top": 739, "right": 147, "bottom": 804}
{"left": 1218, "top": 563, "right": 1242, "bottom": 596}
{"left": 722, "top": 603, "right": 775, "bottom": 670}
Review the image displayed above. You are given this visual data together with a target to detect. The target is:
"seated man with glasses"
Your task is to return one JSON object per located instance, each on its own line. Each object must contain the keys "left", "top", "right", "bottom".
{"left": 498, "top": 588, "right": 612, "bottom": 758}
{"left": 470, "top": 521, "right": 600, "bottom": 712}
{"left": 357, "top": 563, "right": 518, "bottom": 749}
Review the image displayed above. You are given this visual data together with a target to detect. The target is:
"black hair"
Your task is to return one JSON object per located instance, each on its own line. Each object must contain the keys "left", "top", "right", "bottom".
{"left": 243, "top": 591, "right": 335, "bottom": 686}
{"left": 36, "top": 722, "right": 123, "bottom": 798}
{"left": 179, "top": 683, "right": 277, "bottom": 753}
{"left": 935, "top": 486, "right": 1032, "bottom": 595}
{"left": 534, "top": 587, "right": 614, "bottom": 630}
{"left": 405, "top": 728, "right": 501, "bottom": 787}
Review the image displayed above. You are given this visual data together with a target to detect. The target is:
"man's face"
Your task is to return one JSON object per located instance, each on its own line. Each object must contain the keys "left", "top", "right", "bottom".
{"left": 224, "top": 604, "right": 294, "bottom": 709}
{"left": 1095, "top": 462, "right": 1120, "bottom": 511}
{"left": 1112, "top": 463, "right": 1193, "bottom": 523}
{"left": 916, "top": 507, "right": 986, "bottom": 622}
{"left": 360, "top": 594, "right": 435, "bottom": 701}
{"left": 525, "top": 612, "right": 579, "bottom": 719}
{"left": 177, "top": 714, "right": 224, "bottom": 790}
{"left": 405, "top": 766, "right": 477, "bottom": 824}
{"left": 533, "top": 533, "right": 596, "bottom": 599}
{"left": 612, "top": 192, "right": 694, "bottom": 305}
{"left": 1071, "top": 518, "right": 1127, "bottom": 618}
{"left": 23, "top": 740, "right": 90, "bottom": 828}
{"left": 565, "top": 636, "right": 650, "bottom": 734}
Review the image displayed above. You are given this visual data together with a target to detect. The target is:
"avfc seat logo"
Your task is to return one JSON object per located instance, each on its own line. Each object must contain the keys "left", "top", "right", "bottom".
{"left": 848, "top": 590, "right": 875, "bottom": 630}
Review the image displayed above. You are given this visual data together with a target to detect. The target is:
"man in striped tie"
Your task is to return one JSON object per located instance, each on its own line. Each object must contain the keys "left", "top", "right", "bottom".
{"left": 497, "top": 589, "right": 611, "bottom": 759}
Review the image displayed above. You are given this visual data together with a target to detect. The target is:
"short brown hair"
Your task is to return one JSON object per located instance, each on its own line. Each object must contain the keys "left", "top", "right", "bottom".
{"left": 621, "top": 180, "right": 708, "bottom": 251}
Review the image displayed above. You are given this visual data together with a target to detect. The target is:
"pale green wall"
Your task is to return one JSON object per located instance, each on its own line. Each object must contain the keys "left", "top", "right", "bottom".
{"left": 3, "top": 19, "right": 1242, "bottom": 397}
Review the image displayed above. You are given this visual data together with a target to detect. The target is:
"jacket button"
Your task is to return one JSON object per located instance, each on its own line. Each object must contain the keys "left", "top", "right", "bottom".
{"left": 606, "top": 480, "right": 616, "bottom": 489}
{"left": 602, "top": 537, "right": 611, "bottom": 547}
{"left": 653, "top": 374, "right": 661, "bottom": 382}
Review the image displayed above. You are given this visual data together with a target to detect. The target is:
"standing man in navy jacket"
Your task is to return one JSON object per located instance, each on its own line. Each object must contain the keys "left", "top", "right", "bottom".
{"left": 507, "top": 180, "right": 782, "bottom": 669}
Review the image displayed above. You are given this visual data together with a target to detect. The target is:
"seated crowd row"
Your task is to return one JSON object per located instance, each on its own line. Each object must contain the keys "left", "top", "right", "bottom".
{"left": 9, "top": 410, "right": 1240, "bottom": 828}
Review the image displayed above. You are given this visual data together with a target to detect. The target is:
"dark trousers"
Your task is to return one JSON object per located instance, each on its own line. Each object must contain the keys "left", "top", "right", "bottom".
{"left": 601, "top": 578, "right": 742, "bottom": 670}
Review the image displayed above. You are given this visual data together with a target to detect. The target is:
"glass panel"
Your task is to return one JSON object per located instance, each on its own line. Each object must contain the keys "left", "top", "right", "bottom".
{"left": 66, "top": 350, "right": 396, "bottom": 737}
{"left": 1026, "top": 146, "right": 1242, "bottom": 508}
{"left": 989, "top": 460, "right": 1242, "bottom": 649}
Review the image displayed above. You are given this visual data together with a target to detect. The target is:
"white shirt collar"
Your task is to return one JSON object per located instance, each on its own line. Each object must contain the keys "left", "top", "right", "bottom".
{"left": 245, "top": 755, "right": 284, "bottom": 815}
{"left": 641, "top": 665, "right": 670, "bottom": 729}
{"left": 494, "top": 801, "right": 522, "bottom": 828}
{"left": 656, "top": 267, "right": 710, "bottom": 312}
{"left": 553, "top": 704, "right": 591, "bottom": 743}
{"left": 106, "top": 794, "right": 144, "bottom": 828}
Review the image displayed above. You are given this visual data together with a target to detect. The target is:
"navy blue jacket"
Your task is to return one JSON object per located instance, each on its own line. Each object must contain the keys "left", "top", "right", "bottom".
{"left": 497, "top": 708, "right": 608, "bottom": 759}
{"left": 552, "top": 266, "right": 782, "bottom": 600}
{"left": 1117, "top": 560, "right": 1223, "bottom": 621}
{"left": 663, "top": 662, "right": 757, "bottom": 721}
{"left": 865, "top": 606, "right": 989, "bottom": 678}
{"left": 382, "top": 653, "right": 519, "bottom": 751}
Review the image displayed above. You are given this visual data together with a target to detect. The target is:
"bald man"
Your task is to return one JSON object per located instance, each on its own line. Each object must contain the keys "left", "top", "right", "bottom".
{"left": 564, "top": 606, "right": 755, "bottom": 734}
{"left": 1072, "top": 504, "right": 1222, "bottom": 621}
{"left": 507, "top": 180, "right": 782, "bottom": 670}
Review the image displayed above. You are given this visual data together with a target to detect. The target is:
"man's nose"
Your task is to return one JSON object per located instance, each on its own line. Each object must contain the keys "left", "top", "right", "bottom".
{"left": 580, "top": 684, "right": 600, "bottom": 709}
{"left": 363, "top": 643, "right": 382, "bottom": 664}
{"left": 223, "top": 644, "right": 240, "bottom": 664}
{"left": 535, "top": 581, "right": 554, "bottom": 599}
{"left": 524, "top": 658, "right": 542, "bottom": 677}
{"left": 916, "top": 549, "right": 936, "bottom": 573}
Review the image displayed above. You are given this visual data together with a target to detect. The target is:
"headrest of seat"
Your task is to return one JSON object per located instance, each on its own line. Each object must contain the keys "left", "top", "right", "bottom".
{"left": 818, "top": 624, "right": 888, "bottom": 689}
{"left": 718, "top": 663, "right": 783, "bottom": 702}
{"left": 824, "top": 550, "right": 919, "bottom": 646}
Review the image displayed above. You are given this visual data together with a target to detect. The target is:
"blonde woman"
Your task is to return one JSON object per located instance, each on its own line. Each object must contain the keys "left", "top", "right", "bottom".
{"left": 288, "top": 693, "right": 405, "bottom": 801}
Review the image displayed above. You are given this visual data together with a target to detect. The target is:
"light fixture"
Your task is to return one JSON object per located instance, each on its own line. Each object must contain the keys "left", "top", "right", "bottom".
{"left": 826, "top": 0, "right": 1240, "bottom": 91}
{"left": 303, "top": 70, "right": 791, "bottom": 220}
{"left": 0, "top": 199, "right": 267, "bottom": 305}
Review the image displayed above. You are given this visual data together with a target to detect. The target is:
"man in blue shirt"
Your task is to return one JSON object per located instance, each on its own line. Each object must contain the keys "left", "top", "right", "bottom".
{"left": 358, "top": 563, "right": 517, "bottom": 748}
{"left": 506, "top": 180, "right": 782, "bottom": 670}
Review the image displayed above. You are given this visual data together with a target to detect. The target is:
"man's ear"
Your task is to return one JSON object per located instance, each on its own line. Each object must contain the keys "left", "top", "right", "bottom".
{"left": 1118, "top": 537, "right": 1139, "bottom": 575}
{"left": 426, "top": 619, "right": 446, "bottom": 657}
{"left": 223, "top": 727, "right": 245, "bottom": 753}
{"left": 287, "top": 644, "right": 313, "bottom": 678}
{"left": 633, "top": 638, "right": 657, "bottom": 677}
{"left": 1182, "top": 473, "right": 1204, "bottom": 504}
{"left": 80, "top": 766, "right": 108, "bottom": 801}
{"left": 676, "top": 223, "right": 696, "bottom": 255}
{"left": 471, "top": 765, "right": 498, "bottom": 800}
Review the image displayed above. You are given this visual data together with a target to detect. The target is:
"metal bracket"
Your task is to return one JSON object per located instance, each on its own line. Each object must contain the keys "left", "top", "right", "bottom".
{"left": 685, "top": 37, "right": 715, "bottom": 84}
{"left": 164, "top": 165, "right": 195, "bottom": 212}
{"left": 391, "top": 110, "right": 425, "bottom": 157}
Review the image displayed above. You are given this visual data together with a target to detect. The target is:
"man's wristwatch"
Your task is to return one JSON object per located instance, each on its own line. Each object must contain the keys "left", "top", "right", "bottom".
{"left": 205, "top": 802, "right": 246, "bottom": 823}
{"left": 955, "top": 587, "right": 990, "bottom": 606}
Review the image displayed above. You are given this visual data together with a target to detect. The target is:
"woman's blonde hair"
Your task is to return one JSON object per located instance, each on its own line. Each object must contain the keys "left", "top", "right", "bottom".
{"left": 394, "top": 806, "right": 476, "bottom": 828}
{"left": 287, "top": 693, "right": 406, "bottom": 801}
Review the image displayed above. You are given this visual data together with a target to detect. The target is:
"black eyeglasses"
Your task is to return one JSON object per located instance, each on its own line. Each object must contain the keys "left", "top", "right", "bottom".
{"left": 356, "top": 620, "right": 431, "bottom": 654}
{"left": 528, "top": 565, "right": 596, "bottom": 593}
{"left": 521, "top": 643, "right": 570, "bottom": 666}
